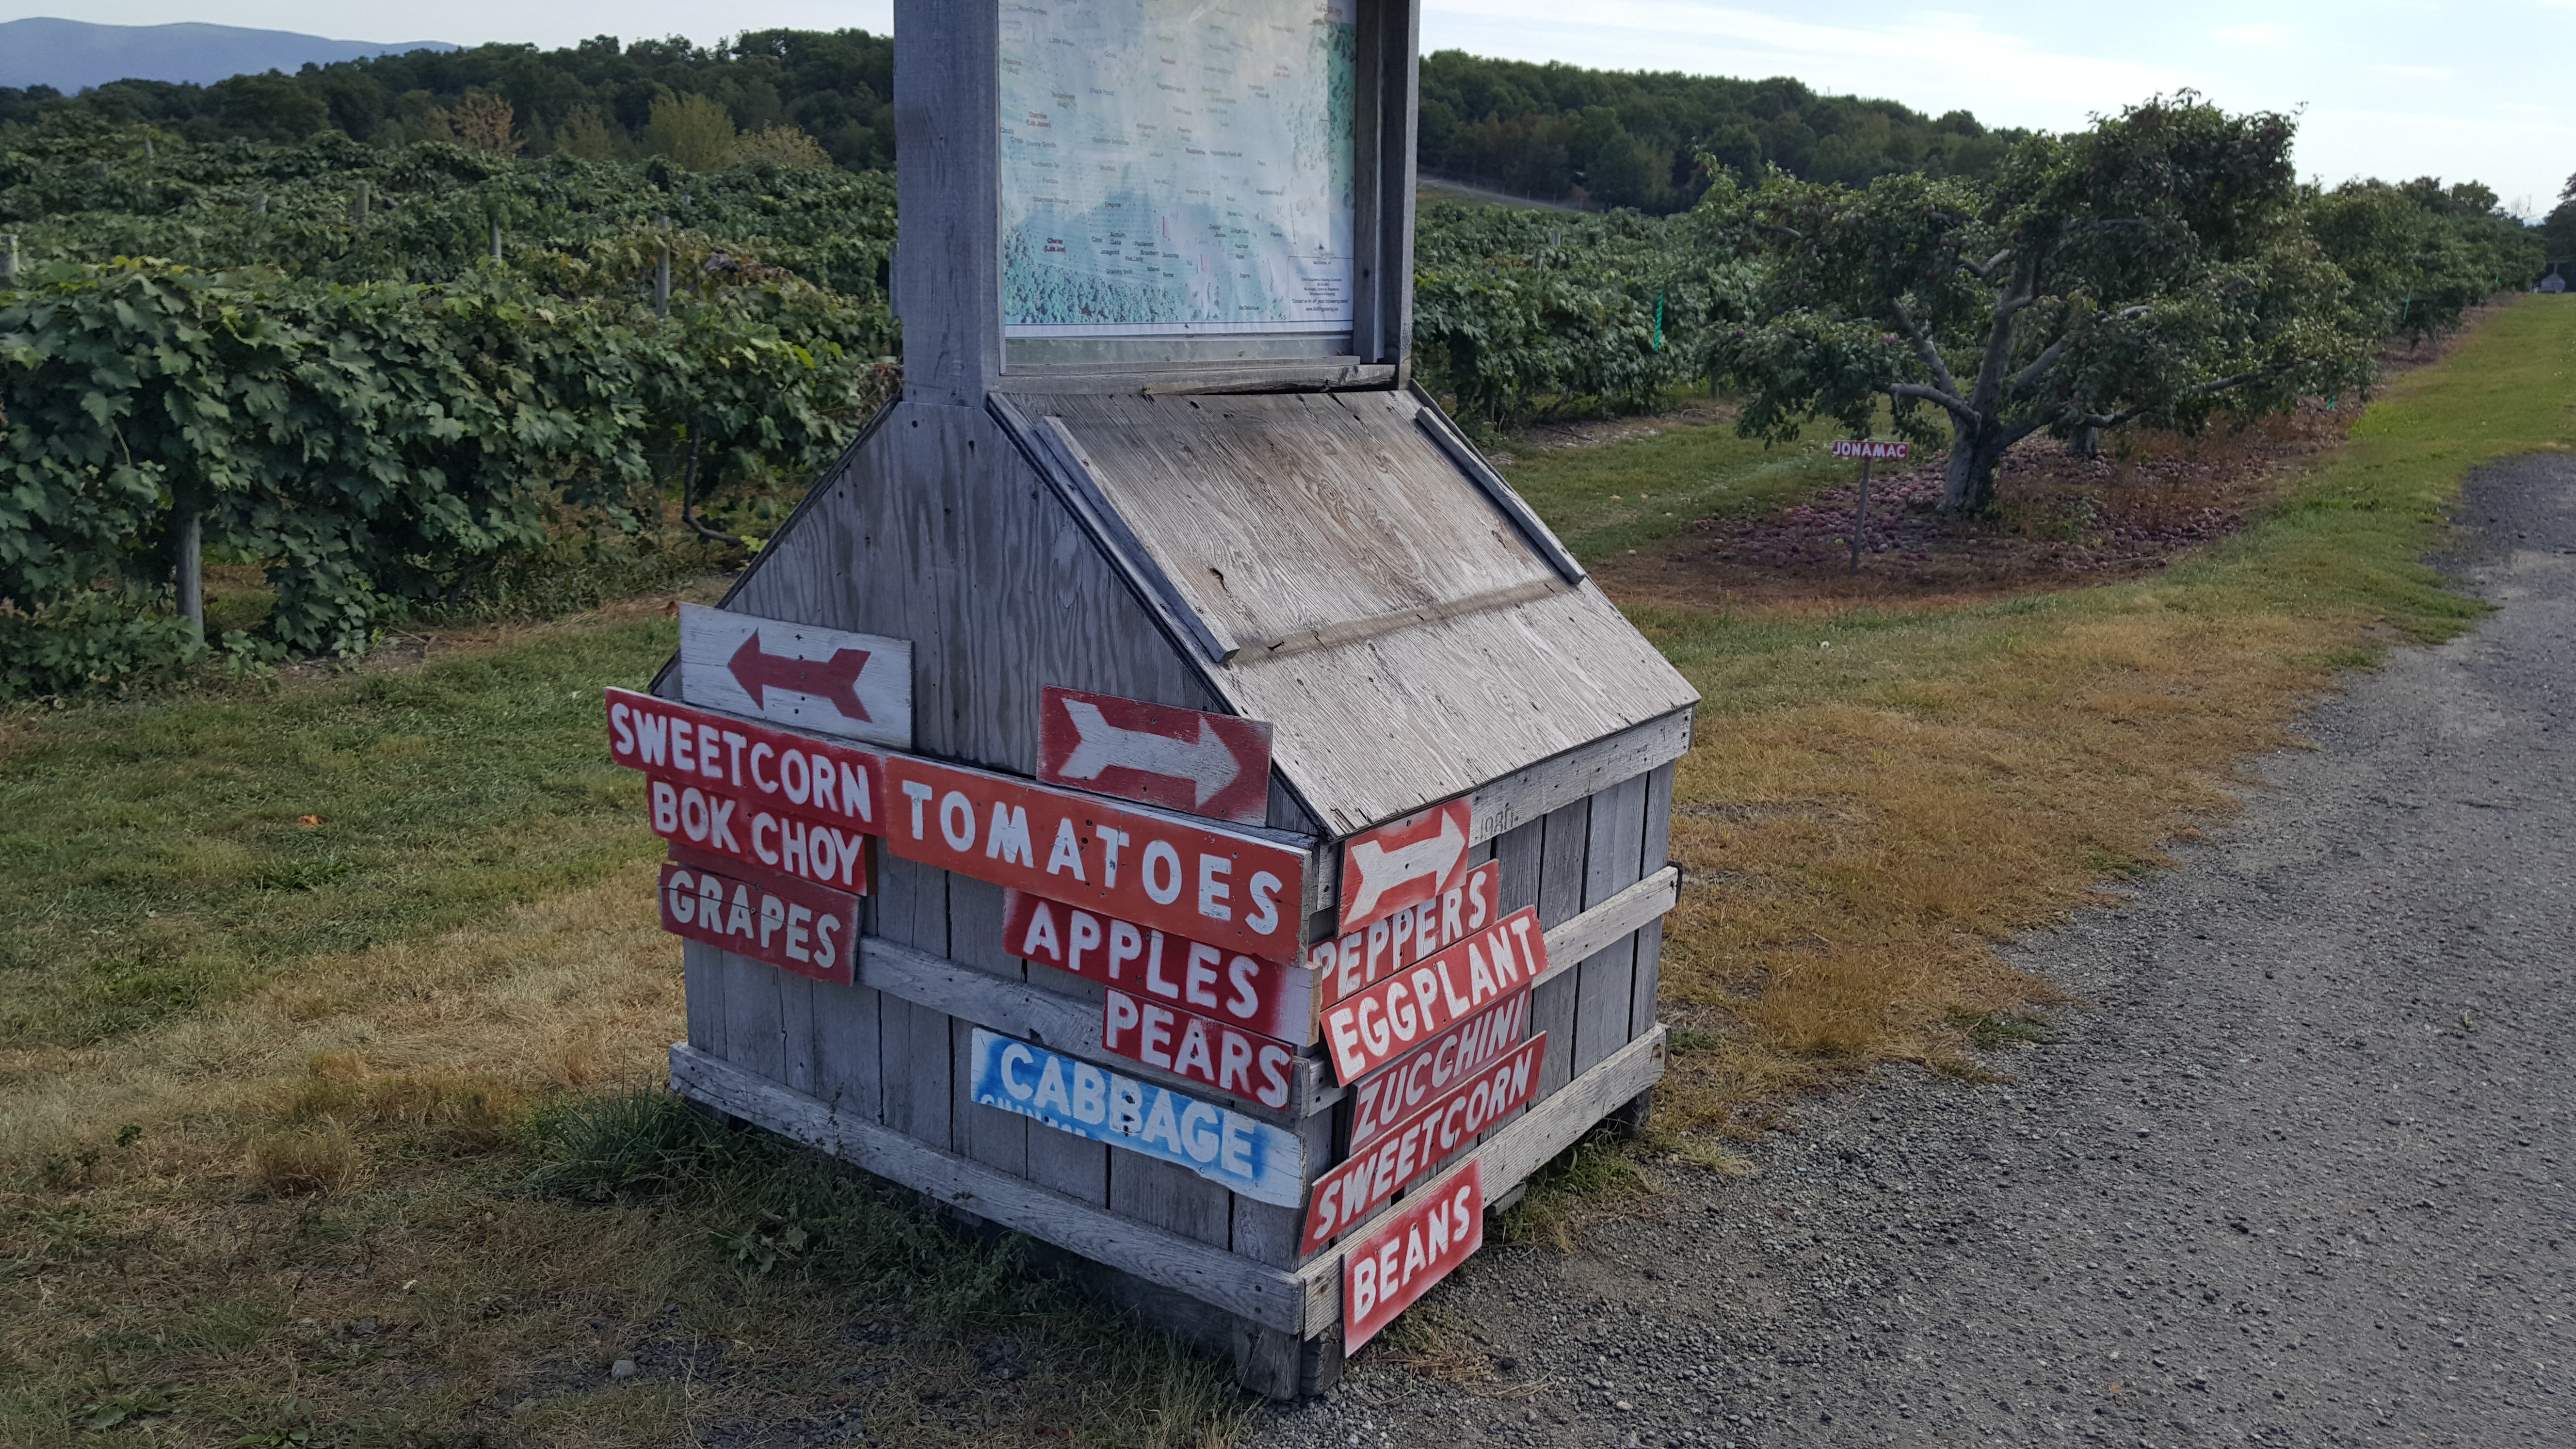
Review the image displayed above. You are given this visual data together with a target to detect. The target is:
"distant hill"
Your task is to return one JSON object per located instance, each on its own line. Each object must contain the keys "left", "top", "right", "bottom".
{"left": 0, "top": 17, "right": 452, "bottom": 92}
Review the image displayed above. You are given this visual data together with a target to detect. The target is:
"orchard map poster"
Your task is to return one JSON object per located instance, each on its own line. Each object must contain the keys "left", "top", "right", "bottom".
{"left": 999, "top": 1, "right": 1356, "bottom": 337}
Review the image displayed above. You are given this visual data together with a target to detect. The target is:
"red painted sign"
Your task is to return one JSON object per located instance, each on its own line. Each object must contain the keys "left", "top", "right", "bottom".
{"left": 677, "top": 603, "right": 913, "bottom": 749}
{"left": 1002, "top": 889, "right": 1308, "bottom": 1043}
{"left": 1100, "top": 988, "right": 1299, "bottom": 1110}
{"left": 884, "top": 753, "right": 1306, "bottom": 959}
{"left": 1038, "top": 686, "right": 1273, "bottom": 826}
{"left": 1303, "top": 1035, "right": 1541, "bottom": 1253}
{"left": 1343, "top": 1163, "right": 1484, "bottom": 1351}
{"left": 1320, "top": 906, "right": 1546, "bottom": 1084}
{"left": 1830, "top": 439, "right": 1910, "bottom": 459}
{"left": 1309, "top": 861, "right": 1500, "bottom": 1007}
{"left": 1347, "top": 991, "right": 1530, "bottom": 1153}
{"left": 644, "top": 777, "right": 875, "bottom": 892}
{"left": 1337, "top": 800, "right": 1472, "bottom": 935}
{"left": 659, "top": 848, "right": 862, "bottom": 984}
{"left": 607, "top": 688, "right": 887, "bottom": 838}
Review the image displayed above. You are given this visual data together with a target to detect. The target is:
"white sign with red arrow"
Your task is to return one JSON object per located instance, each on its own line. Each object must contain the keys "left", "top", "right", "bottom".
{"left": 678, "top": 602, "right": 913, "bottom": 750}
{"left": 1038, "top": 686, "right": 1272, "bottom": 826}
{"left": 1337, "top": 799, "right": 1472, "bottom": 935}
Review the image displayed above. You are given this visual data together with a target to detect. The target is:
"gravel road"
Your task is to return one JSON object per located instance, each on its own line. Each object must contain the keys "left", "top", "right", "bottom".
{"left": 1251, "top": 453, "right": 2576, "bottom": 1449}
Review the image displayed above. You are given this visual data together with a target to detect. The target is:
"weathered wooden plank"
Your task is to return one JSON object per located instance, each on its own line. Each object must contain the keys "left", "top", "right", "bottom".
{"left": 1571, "top": 773, "right": 1650, "bottom": 1074}
{"left": 1491, "top": 816, "right": 1542, "bottom": 918}
{"left": 670, "top": 1043, "right": 1309, "bottom": 1332}
{"left": 1015, "top": 406, "right": 1236, "bottom": 664}
{"left": 721, "top": 951, "right": 787, "bottom": 1082}
{"left": 857, "top": 935, "right": 1327, "bottom": 1127}
{"left": 1536, "top": 797, "right": 1591, "bottom": 929}
{"left": 1369, "top": 0, "right": 1420, "bottom": 382}
{"left": 1464, "top": 710, "right": 1694, "bottom": 848}
{"left": 1411, "top": 393, "right": 1583, "bottom": 584}
{"left": 683, "top": 939, "right": 725, "bottom": 1057}
{"left": 1632, "top": 761, "right": 1676, "bottom": 1041}
{"left": 1535, "top": 867, "right": 1679, "bottom": 984}
{"left": 890, "top": 0, "right": 999, "bottom": 408}
{"left": 875, "top": 854, "right": 950, "bottom": 1147}
{"left": 1000, "top": 361, "right": 1396, "bottom": 395}
{"left": 777, "top": 971, "right": 818, "bottom": 1096}
{"left": 942, "top": 875, "right": 1027, "bottom": 1178}
{"left": 1630, "top": 916, "right": 1665, "bottom": 1042}
{"left": 1529, "top": 970, "right": 1578, "bottom": 1101}
{"left": 808, "top": 975, "right": 883, "bottom": 1123}
{"left": 1234, "top": 1107, "right": 1335, "bottom": 1269}
{"left": 1111, "top": 1153, "right": 1235, "bottom": 1250}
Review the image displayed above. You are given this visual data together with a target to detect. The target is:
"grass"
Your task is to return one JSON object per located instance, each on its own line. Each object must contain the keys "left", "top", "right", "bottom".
{"left": 1495, "top": 412, "right": 1849, "bottom": 563}
{"left": 0, "top": 298, "right": 2564, "bottom": 1443}
{"left": 1625, "top": 297, "right": 2576, "bottom": 1126}
{"left": 0, "top": 611, "right": 677, "bottom": 1047}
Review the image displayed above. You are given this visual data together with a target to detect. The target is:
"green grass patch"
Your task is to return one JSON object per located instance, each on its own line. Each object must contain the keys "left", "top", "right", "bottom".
{"left": 0, "top": 615, "right": 679, "bottom": 1046}
{"left": 1497, "top": 418, "right": 1848, "bottom": 563}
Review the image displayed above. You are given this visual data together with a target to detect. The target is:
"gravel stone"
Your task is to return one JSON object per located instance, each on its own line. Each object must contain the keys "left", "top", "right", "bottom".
{"left": 1250, "top": 454, "right": 2576, "bottom": 1448}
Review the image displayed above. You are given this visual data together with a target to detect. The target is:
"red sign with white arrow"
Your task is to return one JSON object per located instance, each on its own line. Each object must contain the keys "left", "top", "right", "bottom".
{"left": 1038, "top": 687, "right": 1273, "bottom": 826}
{"left": 678, "top": 602, "right": 914, "bottom": 750}
{"left": 1336, "top": 799, "right": 1473, "bottom": 935}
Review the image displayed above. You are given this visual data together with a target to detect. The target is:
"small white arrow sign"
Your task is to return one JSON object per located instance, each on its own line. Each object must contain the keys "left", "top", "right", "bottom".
{"left": 1056, "top": 700, "right": 1243, "bottom": 807}
{"left": 1343, "top": 811, "right": 1468, "bottom": 925}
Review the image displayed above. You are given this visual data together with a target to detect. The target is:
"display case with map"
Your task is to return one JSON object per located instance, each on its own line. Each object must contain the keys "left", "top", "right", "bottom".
{"left": 656, "top": 0, "right": 1690, "bottom": 1400}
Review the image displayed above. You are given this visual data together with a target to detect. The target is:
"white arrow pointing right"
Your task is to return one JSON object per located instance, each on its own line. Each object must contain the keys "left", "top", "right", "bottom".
{"left": 1344, "top": 812, "right": 1468, "bottom": 924}
{"left": 1057, "top": 700, "right": 1243, "bottom": 806}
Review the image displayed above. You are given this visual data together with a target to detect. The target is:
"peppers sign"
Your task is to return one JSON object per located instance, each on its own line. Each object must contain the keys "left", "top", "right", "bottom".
{"left": 677, "top": 602, "right": 914, "bottom": 750}
{"left": 1320, "top": 906, "right": 1547, "bottom": 1083}
{"left": 1338, "top": 800, "right": 1472, "bottom": 934}
{"left": 1344, "top": 1162, "right": 1484, "bottom": 1351}
{"left": 1830, "top": 439, "right": 1909, "bottom": 460}
{"left": 1309, "top": 860, "right": 1500, "bottom": 1007}
{"left": 968, "top": 1027, "right": 1304, "bottom": 1206}
{"left": 660, "top": 847, "right": 862, "bottom": 984}
{"left": 1038, "top": 686, "right": 1273, "bottom": 826}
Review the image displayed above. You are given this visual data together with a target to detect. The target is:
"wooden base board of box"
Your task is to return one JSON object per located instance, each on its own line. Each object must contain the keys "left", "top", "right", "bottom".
{"left": 668, "top": 1024, "right": 1667, "bottom": 1396}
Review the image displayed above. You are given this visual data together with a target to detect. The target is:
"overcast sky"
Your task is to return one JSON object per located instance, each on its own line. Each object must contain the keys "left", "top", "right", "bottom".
{"left": 17, "top": 1, "right": 2569, "bottom": 218}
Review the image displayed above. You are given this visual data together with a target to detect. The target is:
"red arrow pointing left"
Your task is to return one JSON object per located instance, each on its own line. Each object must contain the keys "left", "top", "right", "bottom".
{"left": 727, "top": 635, "right": 873, "bottom": 723}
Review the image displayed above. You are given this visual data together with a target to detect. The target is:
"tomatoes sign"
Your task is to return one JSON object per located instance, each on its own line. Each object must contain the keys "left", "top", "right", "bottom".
{"left": 660, "top": 849, "right": 862, "bottom": 984}
{"left": 1343, "top": 1163, "right": 1483, "bottom": 1351}
{"left": 1038, "top": 686, "right": 1273, "bottom": 826}
{"left": 1320, "top": 906, "right": 1547, "bottom": 1084}
{"left": 1337, "top": 800, "right": 1472, "bottom": 934}
{"left": 886, "top": 753, "right": 1306, "bottom": 958}
{"left": 1001, "top": 890, "right": 1307, "bottom": 1043}
{"left": 1302, "top": 1035, "right": 1542, "bottom": 1253}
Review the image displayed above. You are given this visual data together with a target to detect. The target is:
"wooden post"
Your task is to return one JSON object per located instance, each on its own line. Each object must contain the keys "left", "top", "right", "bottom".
{"left": 1849, "top": 456, "right": 1872, "bottom": 573}
{"left": 175, "top": 506, "right": 204, "bottom": 643}
{"left": 656, "top": 217, "right": 672, "bottom": 318}
{"left": 352, "top": 181, "right": 369, "bottom": 229}
{"left": 490, "top": 220, "right": 502, "bottom": 261}
{"left": 2, "top": 233, "right": 16, "bottom": 287}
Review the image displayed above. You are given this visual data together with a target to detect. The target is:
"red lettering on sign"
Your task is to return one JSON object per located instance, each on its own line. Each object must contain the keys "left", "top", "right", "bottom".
{"left": 1304, "top": 1035, "right": 1541, "bottom": 1253}
{"left": 1319, "top": 906, "right": 1546, "bottom": 1084}
{"left": 1038, "top": 686, "right": 1273, "bottom": 826}
{"left": 1003, "top": 889, "right": 1309, "bottom": 1043}
{"left": 658, "top": 849, "right": 862, "bottom": 984}
{"left": 1347, "top": 991, "right": 1530, "bottom": 1153}
{"left": 1343, "top": 1162, "right": 1483, "bottom": 1351}
{"left": 884, "top": 754, "right": 1306, "bottom": 959}
{"left": 1308, "top": 861, "right": 1499, "bottom": 1007}
{"left": 607, "top": 687, "right": 886, "bottom": 838}
{"left": 1337, "top": 800, "right": 1472, "bottom": 935}
{"left": 1099, "top": 988, "right": 1298, "bottom": 1110}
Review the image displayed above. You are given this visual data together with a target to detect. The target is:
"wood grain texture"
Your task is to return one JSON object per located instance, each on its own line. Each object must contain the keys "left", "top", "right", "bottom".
{"left": 1111, "top": 1153, "right": 1234, "bottom": 1249}
{"left": 1536, "top": 797, "right": 1592, "bottom": 929}
{"left": 998, "top": 391, "right": 1699, "bottom": 836}
{"left": 1570, "top": 772, "right": 1650, "bottom": 1075}
{"left": 671, "top": 1043, "right": 1311, "bottom": 1332}
{"left": 1632, "top": 761, "right": 1676, "bottom": 1040}
{"left": 1532, "top": 867, "right": 1678, "bottom": 987}
{"left": 891, "top": 0, "right": 998, "bottom": 408}
{"left": 808, "top": 975, "right": 883, "bottom": 1123}
{"left": 856, "top": 935, "right": 1326, "bottom": 1131}
{"left": 1411, "top": 389, "right": 1582, "bottom": 583}
{"left": 683, "top": 940, "right": 724, "bottom": 1057}
{"left": 1491, "top": 816, "right": 1542, "bottom": 918}
{"left": 777, "top": 972, "right": 818, "bottom": 1096}
{"left": 1463, "top": 709, "right": 1693, "bottom": 847}
{"left": 721, "top": 952, "right": 787, "bottom": 1081}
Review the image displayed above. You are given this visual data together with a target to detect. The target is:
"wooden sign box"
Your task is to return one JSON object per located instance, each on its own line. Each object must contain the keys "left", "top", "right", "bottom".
{"left": 653, "top": 0, "right": 1697, "bottom": 1398}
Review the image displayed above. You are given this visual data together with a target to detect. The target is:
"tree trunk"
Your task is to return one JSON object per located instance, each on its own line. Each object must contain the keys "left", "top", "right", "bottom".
{"left": 2069, "top": 424, "right": 2102, "bottom": 458}
{"left": 1940, "top": 416, "right": 2011, "bottom": 513}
